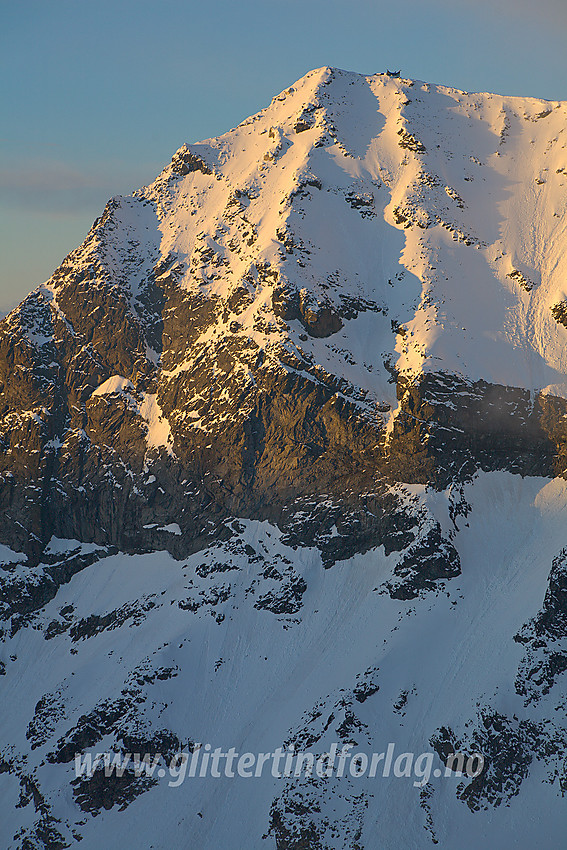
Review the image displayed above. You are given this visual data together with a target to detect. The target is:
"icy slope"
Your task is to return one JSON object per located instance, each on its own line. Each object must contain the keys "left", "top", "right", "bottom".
{"left": 2, "top": 473, "right": 567, "bottom": 848}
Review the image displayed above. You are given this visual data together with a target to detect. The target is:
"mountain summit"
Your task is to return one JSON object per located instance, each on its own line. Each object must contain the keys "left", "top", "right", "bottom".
{"left": 2, "top": 68, "right": 567, "bottom": 848}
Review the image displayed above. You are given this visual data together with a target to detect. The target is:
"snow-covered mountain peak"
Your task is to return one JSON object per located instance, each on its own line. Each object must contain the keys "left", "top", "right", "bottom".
{"left": 3, "top": 71, "right": 567, "bottom": 848}
{"left": 10, "top": 67, "right": 567, "bottom": 406}
{"left": 126, "top": 67, "right": 567, "bottom": 401}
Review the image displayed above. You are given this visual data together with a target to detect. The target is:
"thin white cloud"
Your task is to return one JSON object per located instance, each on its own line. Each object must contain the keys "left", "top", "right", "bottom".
{"left": 0, "top": 157, "right": 160, "bottom": 214}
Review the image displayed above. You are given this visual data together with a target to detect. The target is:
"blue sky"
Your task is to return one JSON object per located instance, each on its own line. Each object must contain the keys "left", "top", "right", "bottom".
{"left": 1, "top": 0, "right": 566, "bottom": 312}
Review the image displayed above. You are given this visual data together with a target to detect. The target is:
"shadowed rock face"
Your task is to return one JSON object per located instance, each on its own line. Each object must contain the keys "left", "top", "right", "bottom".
{"left": 385, "top": 372, "right": 566, "bottom": 487}
{"left": 0, "top": 260, "right": 411, "bottom": 566}
{"left": 2, "top": 262, "right": 566, "bottom": 568}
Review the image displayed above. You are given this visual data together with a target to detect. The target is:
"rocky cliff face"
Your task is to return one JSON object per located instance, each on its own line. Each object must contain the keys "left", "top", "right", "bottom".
{"left": 2, "top": 68, "right": 567, "bottom": 849}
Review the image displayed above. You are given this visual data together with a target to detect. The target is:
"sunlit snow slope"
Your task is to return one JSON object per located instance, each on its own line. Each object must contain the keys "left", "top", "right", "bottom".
{"left": 149, "top": 66, "right": 567, "bottom": 396}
